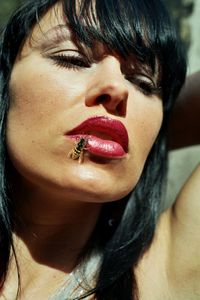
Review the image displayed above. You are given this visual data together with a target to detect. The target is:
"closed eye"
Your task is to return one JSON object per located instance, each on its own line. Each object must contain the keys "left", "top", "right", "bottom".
{"left": 126, "top": 75, "right": 161, "bottom": 96}
{"left": 48, "top": 54, "right": 91, "bottom": 70}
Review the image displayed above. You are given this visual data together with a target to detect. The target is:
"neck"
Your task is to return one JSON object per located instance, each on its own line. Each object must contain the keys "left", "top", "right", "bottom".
{"left": 13, "top": 182, "right": 102, "bottom": 274}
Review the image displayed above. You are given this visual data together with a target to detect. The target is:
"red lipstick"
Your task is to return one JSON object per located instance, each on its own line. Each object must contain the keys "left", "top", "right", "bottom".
{"left": 66, "top": 116, "right": 129, "bottom": 158}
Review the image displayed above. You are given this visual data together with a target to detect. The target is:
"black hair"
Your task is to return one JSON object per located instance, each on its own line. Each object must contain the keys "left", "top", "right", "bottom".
{"left": 0, "top": 0, "right": 186, "bottom": 299}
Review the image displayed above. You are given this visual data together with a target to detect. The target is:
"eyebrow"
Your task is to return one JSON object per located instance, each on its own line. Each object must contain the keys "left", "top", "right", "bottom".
{"left": 39, "top": 25, "right": 73, "bottom": 50}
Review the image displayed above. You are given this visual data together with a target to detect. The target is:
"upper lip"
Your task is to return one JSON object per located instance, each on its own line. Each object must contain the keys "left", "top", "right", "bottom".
{"left": 66, "top": 116, "right": 129, "bottom": 152}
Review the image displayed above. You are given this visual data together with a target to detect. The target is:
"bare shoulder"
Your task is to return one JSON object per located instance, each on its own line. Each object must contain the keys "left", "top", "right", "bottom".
{"left": 168, "top": 163, "right": 200, "bottom": 275}
{"left": 171, "top": 163, "right": 200, "bottom": 230}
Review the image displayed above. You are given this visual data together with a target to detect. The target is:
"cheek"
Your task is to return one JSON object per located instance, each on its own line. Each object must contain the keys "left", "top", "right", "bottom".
{"left": 122, "top": 101, "right": 163, "bottom": 194}
{"left": 128, "top": 96, "right": 163, "bottom": 166}
{"left": 7, "top": 63, "right": 85, "bottom": 160}
{"left": 9, "top": 74, "right": 65, "bottom": 128}
{"left": 6, "top": 68, "right": 68, "bottom": 173}
{"left": 8, "top": 56, "right": 86, "bottom": 133}
{"left": 139, "top": 107, "right": 162, "bottom": 146}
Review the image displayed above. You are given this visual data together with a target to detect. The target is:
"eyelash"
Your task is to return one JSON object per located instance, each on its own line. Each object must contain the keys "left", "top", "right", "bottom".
{"left": 126, "top": 76, "right": 161, "bottom": 96}
{"left": 49, "top": 54, "right": 90, "bottom": 70}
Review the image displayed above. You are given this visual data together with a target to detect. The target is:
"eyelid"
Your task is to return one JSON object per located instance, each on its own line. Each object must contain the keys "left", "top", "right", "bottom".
{"left": 43, "top": 48, "right": 85, "bottom": 57}
{"left": 133, "top": 72, "right": 156, "bottom": 86}
{"left": 125, "top": 72, "right": 156, "bottom": 87}
{"left": 43, "top": 48, "right": 91, "bottom": 63}
{"left": 124, "top": 72, "right": 162, "bottom": 96}
{"left": 45, "top": 52, "right": 91, "bottom": 70}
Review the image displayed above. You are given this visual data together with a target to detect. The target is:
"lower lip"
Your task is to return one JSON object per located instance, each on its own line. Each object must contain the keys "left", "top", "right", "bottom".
{"left": 67, "top": 135, "right": 126, "bottom": 158}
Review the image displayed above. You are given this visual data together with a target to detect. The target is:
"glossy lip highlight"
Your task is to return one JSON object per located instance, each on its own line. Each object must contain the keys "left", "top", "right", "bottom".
{"left": 66, "top": 116, "right": 129, "bottom": 157}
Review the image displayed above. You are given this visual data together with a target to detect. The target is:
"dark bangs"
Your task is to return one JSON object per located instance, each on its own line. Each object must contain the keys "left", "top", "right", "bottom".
{"left": 63, "top": 0, "right": 187, "bottom": 112}
{"left": 63, "top": 0, "right": 159, "bottom": 58}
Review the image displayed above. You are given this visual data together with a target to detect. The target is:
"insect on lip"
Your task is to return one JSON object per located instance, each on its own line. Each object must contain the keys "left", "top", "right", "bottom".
{"left": 67, "top": 137, "right": 88, "bottom": 164}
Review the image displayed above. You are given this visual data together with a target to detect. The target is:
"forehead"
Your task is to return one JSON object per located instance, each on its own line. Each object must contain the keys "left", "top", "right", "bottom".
{"left": 20, "top": 3, "right": 70, "bottom": 55}
{"left": 33, "top": 4, "right": 66, "bottom": 37}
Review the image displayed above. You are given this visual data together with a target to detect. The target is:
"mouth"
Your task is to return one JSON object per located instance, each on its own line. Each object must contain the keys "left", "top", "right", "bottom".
{"left": 66, "top": 116, "right": 129, "bottom": 158}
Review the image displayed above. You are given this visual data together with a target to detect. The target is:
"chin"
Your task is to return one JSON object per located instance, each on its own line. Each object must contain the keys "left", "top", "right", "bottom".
{"left": 52, "top": 161, "right": 137, "bottom": 203}
{"left": 11, "top": 155, "right": 136, "bottom": 203}
{"left": 59, "top": 173, "right": 135, "bottom": 203}
{"left": 68, "top": 186, "right": 131, "bottom": 204}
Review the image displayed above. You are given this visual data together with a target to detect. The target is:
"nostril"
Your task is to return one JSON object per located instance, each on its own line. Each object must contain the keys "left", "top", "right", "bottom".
{"left": 116, "top": 101, "right": 127, "bottom": 116}
{"left": 95, "top": 94, "right": 127, "bottom": 116}
{"left": 96, "top": 94, "right": 110, "bottom": 104}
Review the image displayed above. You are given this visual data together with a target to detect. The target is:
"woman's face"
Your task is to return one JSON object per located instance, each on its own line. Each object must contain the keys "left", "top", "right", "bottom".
{"left": 6, "top": 5, "right": 163, "bottom": 204}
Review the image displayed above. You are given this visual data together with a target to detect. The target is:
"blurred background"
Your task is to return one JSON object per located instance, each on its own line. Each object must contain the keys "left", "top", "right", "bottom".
{"left": 0, "top": 0, "right": 200, "bottom": 207}
{"left": 164, "top": 0, "right": 200, "bottom": 207}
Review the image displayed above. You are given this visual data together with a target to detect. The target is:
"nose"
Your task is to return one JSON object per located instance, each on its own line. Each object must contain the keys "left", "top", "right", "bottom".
{"left": 85, "top": 56, "right": 128, "bottom": 116}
